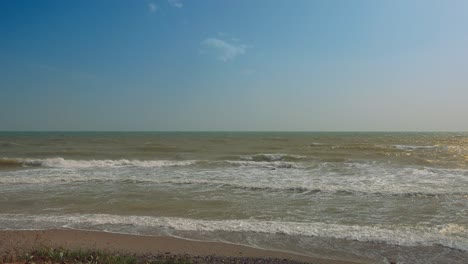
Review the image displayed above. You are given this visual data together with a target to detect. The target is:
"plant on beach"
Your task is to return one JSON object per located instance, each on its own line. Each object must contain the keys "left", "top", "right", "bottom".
{"left": 11, "top": 247, "right": 193, "bottom": 264}
{"left": 21, "top": 247, "right": 138, "bottom": 264}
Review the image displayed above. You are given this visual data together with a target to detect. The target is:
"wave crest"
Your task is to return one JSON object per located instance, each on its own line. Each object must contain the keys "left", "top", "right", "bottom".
{"left": 225, "top": 160, "right": 299, "bottom": 169}
{"left": 240, "top": 153, "right": 306, "bottom": 162}
{"left": 0, "top": 158, "right": 42, "bottom": 167}
{"left": 393, "top": 145, "right": 440, "bottom": 150}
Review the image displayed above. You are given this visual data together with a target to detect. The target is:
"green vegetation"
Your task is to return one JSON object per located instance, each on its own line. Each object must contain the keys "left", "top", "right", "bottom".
{"left": 1, "top": 247, "right": 192, "bottom": 264}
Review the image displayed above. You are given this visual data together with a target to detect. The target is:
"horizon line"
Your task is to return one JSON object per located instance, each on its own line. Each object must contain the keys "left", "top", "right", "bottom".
{"left": 0, "top": 130, "right": 466, "bottom": 133}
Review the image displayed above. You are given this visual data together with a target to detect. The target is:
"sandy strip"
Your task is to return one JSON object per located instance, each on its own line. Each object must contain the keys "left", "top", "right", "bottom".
{"left": 0, "top": 229, "right": 365, "bottom": 264}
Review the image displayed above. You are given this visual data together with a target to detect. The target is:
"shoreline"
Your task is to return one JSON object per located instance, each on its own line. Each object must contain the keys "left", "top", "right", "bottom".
{"left": 0, "top": 229, "right": 365, "bottom": 264}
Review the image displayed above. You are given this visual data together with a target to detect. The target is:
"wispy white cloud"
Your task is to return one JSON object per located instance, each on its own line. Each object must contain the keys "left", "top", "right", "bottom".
{"left": 148, "top": 3, "right": 158, "bottom": 12}
{"left": 201, "top": 38, "right": 247, "bottom": 62}
{"left": 168, "top": 0, "right": 183, "bottom": 8}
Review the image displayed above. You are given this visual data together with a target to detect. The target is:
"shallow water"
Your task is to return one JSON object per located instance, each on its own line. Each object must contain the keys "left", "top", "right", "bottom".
{"left": 0, "top": 132, "right": 467, "bottom": 263}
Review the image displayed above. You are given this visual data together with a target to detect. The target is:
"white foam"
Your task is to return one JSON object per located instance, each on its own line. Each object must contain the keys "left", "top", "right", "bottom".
{"left": 309, "top": 142, "right": 326, "bottom": 146}
{"left": 225, "top": 160, "right": 300, "bottom": 169}
{"left": 1, "top": 161, "right": 467, "bottom": 196}
{"left": 1, "top": 213, "right": 467, "bottom": 251}
{"left": 393, "top": 145, "right": 439, "bottom": 150}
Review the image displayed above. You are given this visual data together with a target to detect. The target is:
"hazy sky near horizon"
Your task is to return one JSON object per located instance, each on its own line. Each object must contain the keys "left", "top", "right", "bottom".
{"left": 1, "top": 0, "right": 468, "bottom": 131}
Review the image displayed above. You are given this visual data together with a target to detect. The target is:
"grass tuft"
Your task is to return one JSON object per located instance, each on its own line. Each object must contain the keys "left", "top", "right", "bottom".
{"left": 17, "top": 247, "right": 147, "bottom": 264}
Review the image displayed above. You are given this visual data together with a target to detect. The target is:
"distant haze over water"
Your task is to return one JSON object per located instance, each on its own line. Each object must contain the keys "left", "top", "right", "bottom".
{"left": 0, "top": 132, "right": 467, "bottom": 263}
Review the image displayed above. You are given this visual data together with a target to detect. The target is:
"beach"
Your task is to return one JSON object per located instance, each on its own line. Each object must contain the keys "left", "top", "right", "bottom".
{"left": 0, "top": 229, "right": 361, "bottom": 264}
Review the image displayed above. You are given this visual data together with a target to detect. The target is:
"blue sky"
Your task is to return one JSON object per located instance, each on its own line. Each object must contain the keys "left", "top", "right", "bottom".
{"left": 1, "top": 0, "right": 467, "bottom": 131}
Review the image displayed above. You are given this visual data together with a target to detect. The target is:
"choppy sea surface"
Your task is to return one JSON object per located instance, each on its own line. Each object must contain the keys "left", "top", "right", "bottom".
{"left": 0, "top": 132, "right": 467, "bottom": 263}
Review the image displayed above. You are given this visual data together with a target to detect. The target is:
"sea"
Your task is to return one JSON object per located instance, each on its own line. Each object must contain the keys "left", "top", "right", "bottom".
{"left": 0, "top": 132, "right": 467, "bottom": 263}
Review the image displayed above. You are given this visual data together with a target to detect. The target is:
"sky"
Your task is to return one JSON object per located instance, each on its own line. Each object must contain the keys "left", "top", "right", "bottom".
{"left": 1, "top": 0, "right": 467, "bottom": 131}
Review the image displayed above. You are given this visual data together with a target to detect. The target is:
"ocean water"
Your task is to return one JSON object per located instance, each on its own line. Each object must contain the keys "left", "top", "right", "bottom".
{"left": 0, "top": 132, "right": 467, "bottom": 263}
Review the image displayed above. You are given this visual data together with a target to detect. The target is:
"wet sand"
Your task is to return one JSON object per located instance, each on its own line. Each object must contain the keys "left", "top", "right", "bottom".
{"left": 0, "top": 229, "right": 365, "bottom": 264}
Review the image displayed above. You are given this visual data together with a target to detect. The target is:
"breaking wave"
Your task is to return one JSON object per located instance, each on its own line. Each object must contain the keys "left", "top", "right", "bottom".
{"left": 0, "top": 155, "right": 305, "bottom": 169}
{"left": 0, "top": 157, "right": 197, "bottom": 168}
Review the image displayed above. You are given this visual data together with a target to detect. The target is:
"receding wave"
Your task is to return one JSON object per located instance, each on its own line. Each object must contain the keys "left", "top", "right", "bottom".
{"left": 0, "top": 142, "right": 23, "bottom": 147}
{"left": 0, "top": 213, "right": 466, "bottom": 251}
